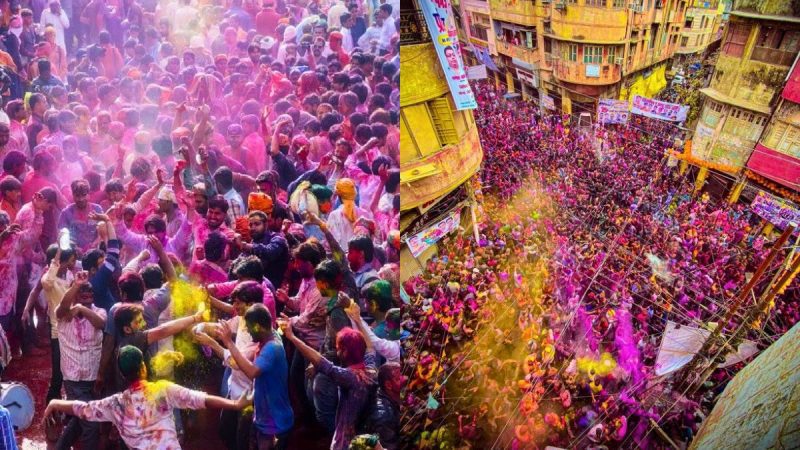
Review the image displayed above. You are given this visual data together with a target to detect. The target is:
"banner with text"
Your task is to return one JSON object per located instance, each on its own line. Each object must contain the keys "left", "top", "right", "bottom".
{"left": 419, "top": 0, "right": 477, "bottom": 110}
{"left": 631, "top": 95, "right": 689, "bottom": 122}
{"left": 750, "top": 191, "right": 800, "bottom": 232}
{"left": 467, "top": 64, "right": 488, "bottom": 80}
{"left": 406, "top": 208, "right": 462, "bottom": 257}
{"left": 598, "top": 99, "right": 630, "bottom": 124}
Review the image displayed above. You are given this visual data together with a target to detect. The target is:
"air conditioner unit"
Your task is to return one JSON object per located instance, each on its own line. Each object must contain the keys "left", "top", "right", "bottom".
{"left": 615, "top": 57, "right": 624, "bottom": 64}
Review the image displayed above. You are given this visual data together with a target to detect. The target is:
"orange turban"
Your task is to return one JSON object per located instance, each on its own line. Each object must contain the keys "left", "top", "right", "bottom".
{"left": 335, "top": 178, "right": 357, "bottom": 223}
{"left": 248, "top": 192, "right": 273, "bottom": 214}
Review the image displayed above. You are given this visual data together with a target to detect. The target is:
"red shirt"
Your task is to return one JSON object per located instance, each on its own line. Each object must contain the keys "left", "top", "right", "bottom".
{"left": 255, "top": 9, "right": 281, "bottom": 38}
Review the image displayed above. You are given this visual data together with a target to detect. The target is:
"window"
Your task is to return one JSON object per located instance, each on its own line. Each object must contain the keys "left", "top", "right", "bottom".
{"left": 586, "top": 0, "right": 605, "bottom": 6}
{"left": 723, "top": 23, "right": 752, "bottom": 57}
{"left": 564, "top": 44, "right": 577, "bottom": 61}
{"left": 650, "top": 24, "right": 658, "bottom": 49}
{"left": 544, "top": 37, "right": 552, "bottom": 53}
{"left": 684, "top": 18, "right": 693, "bottom": 29}
{"left": 428, "top": 97, "right": 458, "bottom": 146}
{"left": 681, "top": 36, "right": 689, "bottom": 47}
{"left": 613, "top": 0, "right": 625, "bottom": 7}
{"left": 607, "top": 46, "right": 617, "bottom": 64}
{"left": 584, "top": 45, "right": 602, "bottom": 64}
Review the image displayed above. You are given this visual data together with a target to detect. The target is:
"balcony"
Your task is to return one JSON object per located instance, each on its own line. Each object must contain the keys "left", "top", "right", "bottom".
{"left": 551, "top": 6, "right": 628, "bottom": 42}
{"left": 489, "top": 0, "right": 538, "bottom": 26}
{"left": 751, "top": 47, "right": 796, "bottom": 67}
{"left": 401, "top": 125, "right": 484, "bottom": 211}
{"left": 400, "top": 10, "right": 431, "bottom": 45}
{"left": 553, "top": 60, "right": 621, "bottom": 85}
{"left": 495, "top": 40, "right": 540, "bottom": 65}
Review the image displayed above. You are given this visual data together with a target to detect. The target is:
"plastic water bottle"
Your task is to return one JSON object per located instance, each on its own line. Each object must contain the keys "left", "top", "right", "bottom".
{"left": 58, "top": 228, "right": 70, "bottom": 251}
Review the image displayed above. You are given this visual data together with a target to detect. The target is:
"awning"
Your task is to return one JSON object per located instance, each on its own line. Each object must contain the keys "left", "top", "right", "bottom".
{"left": 504, "top": 92, "right": 522, "bottom": 99}
{"left": 746, "top": 143, "right": 800, "bottom": 190}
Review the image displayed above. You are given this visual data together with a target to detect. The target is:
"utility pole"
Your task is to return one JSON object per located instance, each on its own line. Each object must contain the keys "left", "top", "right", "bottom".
{"left": 674, "top": 223, "right": 796, "bottom": 391}
{"left": 693, "top": 234, "right": 800, "bottom": 389}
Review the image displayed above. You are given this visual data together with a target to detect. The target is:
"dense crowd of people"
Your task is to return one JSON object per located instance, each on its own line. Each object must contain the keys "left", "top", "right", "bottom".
{"left": 0, "top": 0, "right": 402, "bottom": 449}
{"left": 400, "top": 81, "right": 800, "bottom": 449}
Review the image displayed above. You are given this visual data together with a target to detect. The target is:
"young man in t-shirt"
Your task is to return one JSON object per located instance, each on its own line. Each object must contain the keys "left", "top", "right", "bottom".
{"left": 220, "top": 303, "right": 294, "bottom": 450}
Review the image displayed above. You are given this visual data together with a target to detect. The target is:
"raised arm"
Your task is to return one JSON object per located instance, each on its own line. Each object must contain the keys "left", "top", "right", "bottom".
{"left": 146, "top": 311, "right": 203, "bottom": 345}
{"left": 218, "top": 322, "right": 261, "bottom": 379}
{"left": 57, "top": 271, "right": 87, "bottom": 320}
{"left": 147, "top": 235, "right": 177, "bottom": 282}
{"left": 279, "top": 317, "right": 323, "bottom": 367}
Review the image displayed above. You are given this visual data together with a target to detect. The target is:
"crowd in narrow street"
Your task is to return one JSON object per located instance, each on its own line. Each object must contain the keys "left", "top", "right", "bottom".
{"left": 400, "top": 81, "right": 800, "bottom": 449}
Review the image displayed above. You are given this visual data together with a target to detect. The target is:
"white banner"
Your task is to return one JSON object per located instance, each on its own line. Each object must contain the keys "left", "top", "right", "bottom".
{"left": 654, "top": 321, "right": 759, "bottom": 376}
{"left": 631, "top": 95, "right": 689, "bottom": 122}
{"left": 466, "top": 64, "right": 488, "bottom": 80}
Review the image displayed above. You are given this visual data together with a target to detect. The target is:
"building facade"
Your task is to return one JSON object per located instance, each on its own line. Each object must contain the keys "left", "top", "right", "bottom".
{"left": 400, "top": 1, "right": 485, "bottom": 280}
{"left": 470, "top": 0, "right": 721, "bottom": 115}
{"left": 675, "top": 0, "right": 725, "bottom": 59}
{"left": 687, "top": 1, "right": 800, "bottom": 200}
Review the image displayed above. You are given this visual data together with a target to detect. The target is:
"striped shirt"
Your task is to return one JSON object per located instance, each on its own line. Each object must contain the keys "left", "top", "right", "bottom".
{"left": 0, "top": 405, "right": 17, "bottom": 450}
{"left": 57, "top": 305, "right": 106, "bottom": 381}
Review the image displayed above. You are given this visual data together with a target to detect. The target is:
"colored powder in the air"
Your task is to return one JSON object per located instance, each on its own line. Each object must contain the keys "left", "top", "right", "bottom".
{"left": 170, "top": 280, "right": 211, "bottom": 322}
{"left": 150, "top": 350, "right": 185, "bottom": 379}
{"left": 576, "top": 352, "right": 617, "bottom": 377}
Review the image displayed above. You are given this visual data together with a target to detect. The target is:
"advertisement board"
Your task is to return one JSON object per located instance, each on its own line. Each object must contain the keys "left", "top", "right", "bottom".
{"left": 419, "top": 0, "right": 478, "bottom": 110}
{"left": 631, "top": 95, "right": 689, "bottom": 122}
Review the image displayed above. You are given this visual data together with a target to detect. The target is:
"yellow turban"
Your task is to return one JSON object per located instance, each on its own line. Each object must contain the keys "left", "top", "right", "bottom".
{"left": 335, "top": 178, "right": 357, "bottom": 223}
{"left": 248, "top": 192, "right": 273, "bottom": 214}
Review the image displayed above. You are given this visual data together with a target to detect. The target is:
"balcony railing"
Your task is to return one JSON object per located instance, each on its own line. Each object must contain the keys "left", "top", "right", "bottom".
{"left": 401, "top": 10, "right": 431, "bottom": 45}
{"left": 751, "top": 47, "right": 796, "bottom": 67}
{"left": 553, "top": 60, "right": 621, "bottom": 85}
{"left": 495, "top": 40, "right": 539, "bottom": 63}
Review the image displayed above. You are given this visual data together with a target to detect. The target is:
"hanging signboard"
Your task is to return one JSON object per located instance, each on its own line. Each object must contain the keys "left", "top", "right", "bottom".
{"left": 419, "top": 0, "right": 477, "bottom": 110}
{"left": 406, "top": 208, "right": 463, "bottom": 257}
{"left": 631, "top": 95, "right": 689, "bottom": 122}
{"left": 516, "top": 68, "right": 538, "bottom": 88}
{"left": 597, "top": 99, "right": 629, "bottom": 124}
{"left": 541, "top": 94, "right": 555, "bottom": 110}
{"left": 750, "top": 190, "right": 800, "bottom": 232}
{"left": 466, "top": 64, "right": 488, "bottom": 80}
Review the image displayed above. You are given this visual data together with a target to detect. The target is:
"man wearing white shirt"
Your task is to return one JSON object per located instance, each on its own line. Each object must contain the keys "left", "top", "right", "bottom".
{"left": 327, "top": 0, "right": 349, "bottom": 29}
{"left": 40, "top": 1, "right": 70, "bottom": 53}
{"left": 378, "top": 4, "right": 396, "bottom": 53}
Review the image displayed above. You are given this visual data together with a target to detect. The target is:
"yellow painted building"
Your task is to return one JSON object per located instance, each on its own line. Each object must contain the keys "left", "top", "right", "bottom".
{"left": 676, "top": 0, "right": 725, "bottom": 57}
{"left": 400, "top": 3, "right": 485, "bottom": 280}
{"left": 481, "top": 0, "right": 697, "bottom": 114}
{"left": 690, "top": 3, "right": 800, "bottom": 175}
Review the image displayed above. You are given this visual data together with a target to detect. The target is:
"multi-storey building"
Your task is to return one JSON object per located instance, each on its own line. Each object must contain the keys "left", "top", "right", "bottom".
{"left": 675, "top": 0, "right": 725, "bottom": 60}
{"left": 688, "top": 1, "right": 800, "bottom": 200}
{"left": 479, "top": 0, "right": 704, "bottom": 114}
{"left": 400, "top": 1, "right": 485, "bottom": 280}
